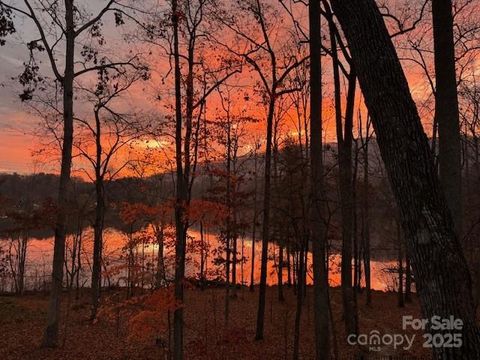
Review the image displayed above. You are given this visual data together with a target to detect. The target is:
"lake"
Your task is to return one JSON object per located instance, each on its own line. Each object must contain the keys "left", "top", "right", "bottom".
{"left": 1, "top": 227, "right": 402, "bottom": 293}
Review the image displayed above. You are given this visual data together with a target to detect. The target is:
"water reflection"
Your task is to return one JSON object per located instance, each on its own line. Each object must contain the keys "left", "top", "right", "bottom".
{"left": 1, "top": 227, "right": 400, "bottom": 292}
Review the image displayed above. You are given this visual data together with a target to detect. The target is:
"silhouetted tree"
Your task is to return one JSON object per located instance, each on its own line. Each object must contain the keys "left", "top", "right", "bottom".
{"left": 331, "top": 0, "right": 480, "bottom": 357}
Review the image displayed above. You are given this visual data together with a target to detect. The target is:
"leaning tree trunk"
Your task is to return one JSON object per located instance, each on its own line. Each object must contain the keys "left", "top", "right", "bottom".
{"left": 331, "top": 0, "right": 480, "bottom": 357}
{"left": 432, "top": 0, "right": 462, "bottom": 236}
{"left": 309, "top": 0, "right": 330, "bottom": 358}
{"left": 42, "top": 0, "right": 75, "bottom": 347}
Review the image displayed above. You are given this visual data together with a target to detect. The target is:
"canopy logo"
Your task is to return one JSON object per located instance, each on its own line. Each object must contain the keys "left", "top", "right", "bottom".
{"left": 347, "top": 330, "right": 416, "bottom": 352}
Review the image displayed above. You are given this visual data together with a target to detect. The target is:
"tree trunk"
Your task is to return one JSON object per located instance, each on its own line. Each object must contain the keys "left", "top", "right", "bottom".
{"left": 338, "top": 70, "right": 358, "bottom": 336}
{"left": 255, "top": 94, "right": 275, "bottom": 340}
{"left": 75, "top": 228, "right": 82, "bottom": 301}
{"left": 278, "top": 245, "right": 284, "bottom": 301}
{"left": 432, "top": 0, "right": 462, "bottom": 236}
{"left": 397, "top": 219, "right": 405, "bottom": 308}
{"left": 353, "top": 141, "right": 361, "bottom": 292}
{"left": 91, "top": 108, "right": 105, "bottom": 320}
{"left": 225, "top": 114, "right": 232, "bottom": 323}
{"left": 327, "top": 3, "right": 358, "bottom": 333}
{"left": 42, "top": 0, "right": 74, "bottom": 347}
{"left": 172, "top": 0, "right": 187, "bottom": 357}
{"left": 292, "top": 250, "right": 297, "bottom": 295}
{"left": 250, "top": 147, "right": 258, "bottom": 292}
{"left": 156, "top": 225, "right": 166, "bottom": 289}
{"left": 241, "top": 236, "right": 245, "bottom": 287}
{"left": 250, "top": 217, "right": 256, "bottom": 292}
{"left": 232, "top": 149, "right": 238, "bottom": 298}
{"left": 293, "top": 244, "right": 305, "bottom": 360}
{"left": 303, "top": 239, "right": 308, "bottom": 298}
{"left": 90, "top": 178, "right": 104, "bottom": 320}
{"left": 309, "top": 0, "right": 330, "bottom": 358}
{"left": 362, "top": 119, "right": 372, "bottom": 305}
{"left": 287, "top": 245, "right": 292, "bottom": 287}
{"left": 17, "top": 235, "right": 27, "bottom": 295}
{"left": 232, "top": 231, "right": 238, "bottom": 298}
{"left": 225, "top": 232, "right": 231, "bottom": 325}
{"left": 199, "top": 222, "right": 205, "bottom": 290}
{"left": 405, "top": 248, "right": 412, "bottom": 303}
{"left": 331, "top": 0, "right": 480, "bottom": 357}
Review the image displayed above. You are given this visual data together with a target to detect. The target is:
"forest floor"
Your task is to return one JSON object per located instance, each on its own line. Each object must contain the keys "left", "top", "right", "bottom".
{"left": 0, "top": 286, "right": 431, "bottom": 360}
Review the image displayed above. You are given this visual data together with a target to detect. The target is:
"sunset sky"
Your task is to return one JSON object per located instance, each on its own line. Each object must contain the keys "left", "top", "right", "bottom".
{"left": 1, "top": 0, "right": 476, "bottom": 176}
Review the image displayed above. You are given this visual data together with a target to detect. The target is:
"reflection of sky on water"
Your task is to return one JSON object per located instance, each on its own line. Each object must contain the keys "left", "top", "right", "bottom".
{"left": 1, "top": 227, "right": 401, "bottom": 292}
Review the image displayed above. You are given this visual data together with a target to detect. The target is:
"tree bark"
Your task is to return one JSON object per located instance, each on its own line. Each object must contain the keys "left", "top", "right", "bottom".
{"left": 42, "top": 0, "right": 74, "bottom": 347}
{"left": 432, "top": 0, "right": 462, "bottom": 236}
{"left": 331, "top": 0, "right": 480, "bottom": 357}
{"left": 397, "top": 219, "right": 405, "bottom": 308}
{"left": 309, "top": 0, "right": 330, "bottom": 358}
{"left": 405, "top": 247, "right": 412, "bottom": 303}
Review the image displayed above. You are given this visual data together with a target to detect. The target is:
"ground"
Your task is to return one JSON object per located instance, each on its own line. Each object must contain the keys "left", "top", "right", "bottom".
{"left": 0, "top": 286, "right": 430, "bottom": 360}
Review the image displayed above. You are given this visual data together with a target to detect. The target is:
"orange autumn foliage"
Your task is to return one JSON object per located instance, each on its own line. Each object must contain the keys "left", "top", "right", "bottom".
{"left": 119, "top": 201, "right": 174, "bottom": 226}
{"left": 186, "top": 198, "right": 228, "bottom": 226}
{"left": 98, "top": 287, "right": 181, "bottom": 344}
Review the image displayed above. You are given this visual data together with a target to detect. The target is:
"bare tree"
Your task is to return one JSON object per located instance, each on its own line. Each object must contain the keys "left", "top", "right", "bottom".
{"left": 157, "top": 1, "right": 241, "bottom": 357}
{"left": 249, "top": 138, "right": 261, "bottom": 292}
{"left": 309, "top": 0, "right": 330, "bottom": 358}
{"left": 0, "top": 0, "right": 146, "bottom": 346}
{"left": 323, "top": 0, "right": 358, "bottom": 334}
{"left": 216, "top": 0, "right": 308, "bottom": 339}
{"left": 74, "top": 65, "right": 149, "bottom": 319}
